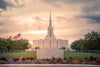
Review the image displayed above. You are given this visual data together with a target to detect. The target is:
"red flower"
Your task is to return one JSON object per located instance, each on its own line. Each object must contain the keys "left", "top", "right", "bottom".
{"left": 29, "top": 57, "right": 33, "bottom": 60}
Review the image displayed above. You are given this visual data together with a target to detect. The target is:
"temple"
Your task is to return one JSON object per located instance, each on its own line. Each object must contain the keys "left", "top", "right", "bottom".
{"left": 32, "top": 12, "right": 68, "bottom": 51}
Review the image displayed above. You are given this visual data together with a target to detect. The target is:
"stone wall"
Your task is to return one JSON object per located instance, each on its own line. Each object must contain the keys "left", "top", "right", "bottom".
{"left": 37, "top": 48, "right": 64, "bottom": 59}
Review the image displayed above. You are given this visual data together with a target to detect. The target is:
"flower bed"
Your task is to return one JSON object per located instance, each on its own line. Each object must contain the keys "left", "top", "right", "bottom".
{"left": 0, "top": 56, "right": 100, "bottom": 65}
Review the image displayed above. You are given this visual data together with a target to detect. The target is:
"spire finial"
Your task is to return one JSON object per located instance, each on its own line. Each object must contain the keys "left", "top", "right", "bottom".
{"left": 49, "top": 10, "right": 52, "bottom": 27}
{"left": 50, "top": 10, "right": 51, "bottom": 18}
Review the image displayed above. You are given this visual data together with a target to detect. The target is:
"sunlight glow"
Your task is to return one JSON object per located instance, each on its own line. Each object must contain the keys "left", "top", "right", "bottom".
{"left": 29, "top": 41, "right": 33, "bottom": 45}
{"left": 28, "top": 31, "right": 47, "bottom": 34}
{"left": 27, "top": 18, "right": 35, "bottom": 22}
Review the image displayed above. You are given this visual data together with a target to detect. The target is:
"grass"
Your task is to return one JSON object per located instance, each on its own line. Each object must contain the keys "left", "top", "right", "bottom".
{"left": 0, "top": 51, "right": 100, "bottom": 59}
{"left": 64, "top": 51, "right": 100, "bottom": 59}
{"left": 0, "top": 51, "right": 36, "bottom": 58}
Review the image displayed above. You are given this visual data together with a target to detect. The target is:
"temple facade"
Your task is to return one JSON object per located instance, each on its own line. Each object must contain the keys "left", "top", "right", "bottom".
{"left": 32, "top": 12, "right": 68, "bottom": 51}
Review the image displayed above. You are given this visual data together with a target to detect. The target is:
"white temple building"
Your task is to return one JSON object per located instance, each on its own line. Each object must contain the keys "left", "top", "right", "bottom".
{"left": 32, "top": 12, "right": 68, "bottom": 51}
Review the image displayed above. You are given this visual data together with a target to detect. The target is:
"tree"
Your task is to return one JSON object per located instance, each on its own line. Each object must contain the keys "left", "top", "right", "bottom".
{"left": 84, "top": 31, "right": 100, "bottom": 50}
{"left": 71, "top": 39, "right": 85, "bottom": 50}
{"left": 60, "top": 46, "right": 66, "bottom": 51}
{"left": 13, "top": 38, "right": 30, "bottom": 50}
{"left": 0, "top": 38, "right": 8, "bottom": 50}
{"left": 0, "top": 37, "right": 30, "bottom": 50}
{"left": 71, "top": 31, "right": 100, "bottom": 50}
{"left": 35, "top": 47, "right": 40, "bottom": 50}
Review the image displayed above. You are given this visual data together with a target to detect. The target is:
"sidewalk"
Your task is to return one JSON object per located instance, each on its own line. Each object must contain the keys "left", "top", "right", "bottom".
{"left": 0, "top": 64, "right": 100, "bottom": 67}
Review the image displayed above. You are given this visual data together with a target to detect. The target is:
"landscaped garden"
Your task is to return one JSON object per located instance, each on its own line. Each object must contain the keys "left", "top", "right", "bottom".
{"left": 0, "top": 51, "right": 100, "bottom": 58}
{"left": 0, "top": 51, "right": 100, "bottom": 64}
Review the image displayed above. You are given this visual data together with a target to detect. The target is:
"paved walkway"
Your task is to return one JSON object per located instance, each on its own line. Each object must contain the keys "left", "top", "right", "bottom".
{"left": 0, "top": 64, "right": 100, "bottom": 67}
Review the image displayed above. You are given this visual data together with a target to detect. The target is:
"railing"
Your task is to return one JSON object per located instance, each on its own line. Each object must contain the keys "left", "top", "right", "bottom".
{"left": 67, "top": 50, "right": 100, "bottom": 54}
{"left": 0, "top": 50, "right": 100, "bottom": 59}
{"left": 0, "top": 50, "right": 27, "bottom": 53}
{"left": 0, "top": 50, "right": 100, "bottom": 53}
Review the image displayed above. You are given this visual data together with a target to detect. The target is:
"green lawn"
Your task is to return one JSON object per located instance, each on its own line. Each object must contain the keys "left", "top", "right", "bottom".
{"left": 64, "top": 51, "right": 100, "bottom": 59}
{"left": 0, "top": 51, "right": 36, "bottom": 58}
{"left": 0, "top": 51, "right": 100, "bottom": 59}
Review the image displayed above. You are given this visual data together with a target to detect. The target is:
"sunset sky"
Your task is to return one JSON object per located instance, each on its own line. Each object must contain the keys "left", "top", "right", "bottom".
{"left": 0, "top": 0, "right": 100, "bottom": 47}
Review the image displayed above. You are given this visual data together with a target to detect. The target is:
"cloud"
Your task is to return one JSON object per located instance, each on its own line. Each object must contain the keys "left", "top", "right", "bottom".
{"left": 0, "top": 0, "right": 10, "bottom": 10}
{"left": 34, "top": 17, "right": 45, "bottom": 22}
{"left": 78, "top": 14, "right": 100, "bottom": 23}
{"left": 0, "top": 16, "right": 47, "bottom": 35}
{"left": 42, "top": 0, "right": 99, "bottom": 5}
{"left": 0, "top": 11, "right": 2, "bottom": 13}
{"left": 69, "top": 0, "right": 100, "bottom": 24}
{"left": 0, "top": 0, "right": 23, "bottom": 11}
{"left": 1, "top": 0, "right": 100, "bottom": 45}
{"left": 42, "top": 0, "right": 100, "bottom": 26}
{"left": 42, "top": 0, "right": 96, "bottom": 7}
{"left": 82, "top": 2, "right": 100, "bottom": 13}
{"left": 0, "top": 22, "right": 2, "bottom": 25}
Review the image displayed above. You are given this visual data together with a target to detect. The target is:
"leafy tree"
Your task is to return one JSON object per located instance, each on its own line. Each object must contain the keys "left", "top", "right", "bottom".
{"left": 0, "top": 38, "right": 8, "bottom": 50}
{"left": 35, "top": 47, "right": 40, "bottom": 50}
{"left": 60, "top": 46, "right": 66, "bottom": 51}
{"left": 71, "top": 39, "right": 85, "bottom": 50}
{"left": 71, "top": 31, "right": 100, "bottom": 50}
{"left": 0, "top": 37, "right": 30, "bottom": 50}
{"left": 84, "top": 31, "right": 100, "bottom": 50}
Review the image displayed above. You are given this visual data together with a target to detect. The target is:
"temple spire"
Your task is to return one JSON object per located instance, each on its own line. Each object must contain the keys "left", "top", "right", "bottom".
{"left": 45, "top": 11, "right": 56, "bottom": 40}
{"left": 49, "top": 11, "right": 52, "bottom": 27}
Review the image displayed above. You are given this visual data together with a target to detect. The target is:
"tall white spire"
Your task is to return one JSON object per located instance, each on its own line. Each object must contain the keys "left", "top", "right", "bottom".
{"left": 45, "top": 11, "right": 56, "bottom": 40}
{"left": 49, "top": 10, "right": 52, "bottom": 27}
{"left": 46, "top": 11, "right": 53, "bottom": 37}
